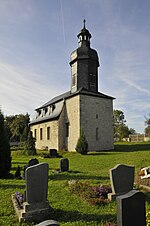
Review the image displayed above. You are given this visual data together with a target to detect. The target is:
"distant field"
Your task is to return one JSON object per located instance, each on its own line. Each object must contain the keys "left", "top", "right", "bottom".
{"left": 0, "top": 142, "right": 150, "bottom": 226}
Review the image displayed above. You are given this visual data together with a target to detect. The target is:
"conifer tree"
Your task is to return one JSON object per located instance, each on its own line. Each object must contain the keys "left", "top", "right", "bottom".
{"left": 0, "top": 109, "right": 11, "bottom": 178}
{"left": 76, "top": 129, "right": 88, "bottom": 155}
{"left": 24, "top": 130, "right": 36, "bottom": 155}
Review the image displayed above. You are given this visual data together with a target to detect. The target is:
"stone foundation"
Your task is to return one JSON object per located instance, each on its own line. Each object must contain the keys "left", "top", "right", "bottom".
{"left": 12, "top": 194, "right": 51, "bottom": 223}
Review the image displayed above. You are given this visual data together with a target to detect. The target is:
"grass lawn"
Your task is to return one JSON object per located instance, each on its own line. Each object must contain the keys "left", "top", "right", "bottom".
{"left": 0, "top": 142, "right": 150, "bottom": 226}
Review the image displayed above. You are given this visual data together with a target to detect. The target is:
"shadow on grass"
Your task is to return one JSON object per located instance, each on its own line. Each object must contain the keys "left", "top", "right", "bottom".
{"left": 114, "top": 143, "right": 150, "bottom": 152}
{"left": 49, "top": 172, "right": 109, "bottom": 181}
{"left": 88, "top": 152, "right": 110, "bottom": 156}
{"left": 0, "top": 184, "right": 25, "bottom": 189}
{"left": 50, "top": 208, "right": 116, "bottom": 224}
{"left": 12, "top": 161, "right": 27, "bottom": 165}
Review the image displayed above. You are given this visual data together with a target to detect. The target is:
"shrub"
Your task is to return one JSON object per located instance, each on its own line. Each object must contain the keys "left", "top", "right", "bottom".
{"left": 76, "top": 129, "right": 88, "bottom": 155}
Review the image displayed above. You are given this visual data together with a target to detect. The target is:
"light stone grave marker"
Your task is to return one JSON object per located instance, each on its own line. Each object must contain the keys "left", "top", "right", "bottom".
{"left": 108, "top": 164, "right": 135, "bottom": 201}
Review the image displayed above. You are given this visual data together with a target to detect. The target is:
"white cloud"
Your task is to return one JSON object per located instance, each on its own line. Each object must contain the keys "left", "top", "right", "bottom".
{"left": 0, "top": 62, "right": 64, "bottom": 117}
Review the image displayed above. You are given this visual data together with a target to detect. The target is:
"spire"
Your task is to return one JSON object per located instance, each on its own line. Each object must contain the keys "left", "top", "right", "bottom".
{"left": 77, "top": 20, "right": 91, "bottom": 48}
{"left": 83, "top": 19, "right": 86, "bottom": 29}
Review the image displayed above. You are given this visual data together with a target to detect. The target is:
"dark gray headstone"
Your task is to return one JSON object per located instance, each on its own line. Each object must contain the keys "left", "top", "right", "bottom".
{"left": 14, "top": 165, "right": 21, "bottom": 179}
{"left": 108, "top": 164, "right": 135, "bottom": 201}
{"left": 50, "top": 149, "right": 58, "bottom": 158}
{"left": 36, "top": 220, "right": 60, "bottom": 226}
{"left": 25, "top": 163, "right": 49, "bottom": 204}
{"left": 117, "top": 190, "right": 146, "bottom": 226}
{"left": 28, "top": 158, "right": 39, "bottom": 166}
{"left": 22, "top": 158, "right": 39, "bottom": 179}
{"left": 60, "top": 158, "right": 69, "bottom": 172}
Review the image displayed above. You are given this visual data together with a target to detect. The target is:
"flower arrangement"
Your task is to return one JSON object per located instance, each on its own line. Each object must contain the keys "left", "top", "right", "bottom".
{"left": 68, "top": 180, "right": 112, "bottom": 206}
{"left": 15, "top": 192, "right": 24, "bottom": 208}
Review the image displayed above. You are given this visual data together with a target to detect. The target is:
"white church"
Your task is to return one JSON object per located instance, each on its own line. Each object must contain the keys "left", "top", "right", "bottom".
{"left": 30, "top": 21, "right": 115, "bottom": 151}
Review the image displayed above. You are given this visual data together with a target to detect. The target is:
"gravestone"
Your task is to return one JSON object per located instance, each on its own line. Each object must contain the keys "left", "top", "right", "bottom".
{"left": 117, "top": 190, "right": 146, "bottom": 226}
{"left": 28, "top": 158, "right": 39, "bottom": 166}
{"left": 49, "top": 149, "right": 58, "bottom": 158}
{"left": 60, "top": 158, "right": 69, "bottom": 172}
{"left": 108, "top": 164, "right": 135, "bottom": 201}
{"left": 14, "top": 165, "right": 21, "bottom": 179}
{"left": 22, "top": 158, "right": 39, "bottom": 179}
{"left": 26, "top": 163, "right": 48, "bottom": 204}
{"left": 12, "top": 163, "right": 51, "bottom": 222}
{"left": 36, "top": 219, "right": 60, "bottom": 226}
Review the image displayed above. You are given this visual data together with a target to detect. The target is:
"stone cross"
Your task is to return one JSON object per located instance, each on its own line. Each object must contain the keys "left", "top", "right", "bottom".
{"left": 108, "top": 164, "right": 135, "bottom": 201}
{"left": 117, "top": 190, "right": 146, "bottom": 226}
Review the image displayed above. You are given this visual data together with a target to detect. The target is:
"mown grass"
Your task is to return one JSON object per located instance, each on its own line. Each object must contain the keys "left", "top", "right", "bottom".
{"left": 0, "top": 142, "right": 150, "bottom": 226}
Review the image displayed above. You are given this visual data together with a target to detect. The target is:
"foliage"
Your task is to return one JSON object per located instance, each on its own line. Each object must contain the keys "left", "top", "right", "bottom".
{"left": 76, "top": 129, "right": 88, "bottom": 155}
{"left": 4, "top": 113, "right": 30, "bottom": 142}
{"left": 129, "top": 128, "right": 136, "bottom": 135}
{"left": 0, "top": 109, "right": 11, "bottom": 178}
{"left": 147, "top": 211, "right": 150, "bottom": 226}
{"left": 5, "top": 113, "right": 36, "bottom": 155}
{"left": 145, "top": 114, "right": 150, "bottom": 136}
{"left": 114, "top": 109, "right": 135, "bottom": 141}
{"left": 24, "top": 130, "right": 36, "bottom": 155}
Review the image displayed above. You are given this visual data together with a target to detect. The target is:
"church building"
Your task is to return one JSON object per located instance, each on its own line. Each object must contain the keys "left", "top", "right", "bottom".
{"left": 30, "top": 21, "right": 114, "bottom": 151}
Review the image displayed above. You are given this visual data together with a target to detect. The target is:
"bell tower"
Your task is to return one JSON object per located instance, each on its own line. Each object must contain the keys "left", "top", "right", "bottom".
{"left": 70, "top": 20, "right": 100, "bottom": 93}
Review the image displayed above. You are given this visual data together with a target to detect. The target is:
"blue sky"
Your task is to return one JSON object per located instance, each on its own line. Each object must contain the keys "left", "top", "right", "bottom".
{"left": 0, "top": 0, "right": 150, "bottom": 133}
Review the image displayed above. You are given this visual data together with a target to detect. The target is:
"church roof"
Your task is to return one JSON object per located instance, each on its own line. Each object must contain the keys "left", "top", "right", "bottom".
{"left": 30, "top": 88, "right": 114, "bottom": 125}
{"left": 30, "top": 100, "right": 64, "bottom": 125}
{"left": 36, "top": 88, "right": 115, "bottom": 110}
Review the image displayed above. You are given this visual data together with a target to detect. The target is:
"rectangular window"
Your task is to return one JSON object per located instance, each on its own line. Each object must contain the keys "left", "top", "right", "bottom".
{"left": 40, "top": 128, "right": 43, "bottom": 140}
{"left": 47, "top": 127, "right": 50, "bottom": 140}
{"left": 96, "top": 127, "right": 99, "bottom": 141}
{"left": 34, "top": 129, "right": 37, "bottom": 139}
{"left": 66, "top": 123, "right": 69, "bottom": 137}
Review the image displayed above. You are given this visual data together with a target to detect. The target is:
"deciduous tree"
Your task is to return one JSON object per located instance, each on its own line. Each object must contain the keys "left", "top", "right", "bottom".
{"left": 114, "top": 110, "right": 130, "bottom": 141}
{"left": 145, "top": 114, "right": 150, "bottom": 136}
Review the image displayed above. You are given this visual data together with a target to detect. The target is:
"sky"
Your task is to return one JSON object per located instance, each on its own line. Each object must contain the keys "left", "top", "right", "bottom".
{"left": 0, "top": 0, "right": 150, "bottom": 134}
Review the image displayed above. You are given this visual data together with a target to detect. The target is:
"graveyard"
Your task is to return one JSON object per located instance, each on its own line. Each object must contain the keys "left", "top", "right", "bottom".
{"left": 0, "top": 142, "right": 150, "bottom": 226}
